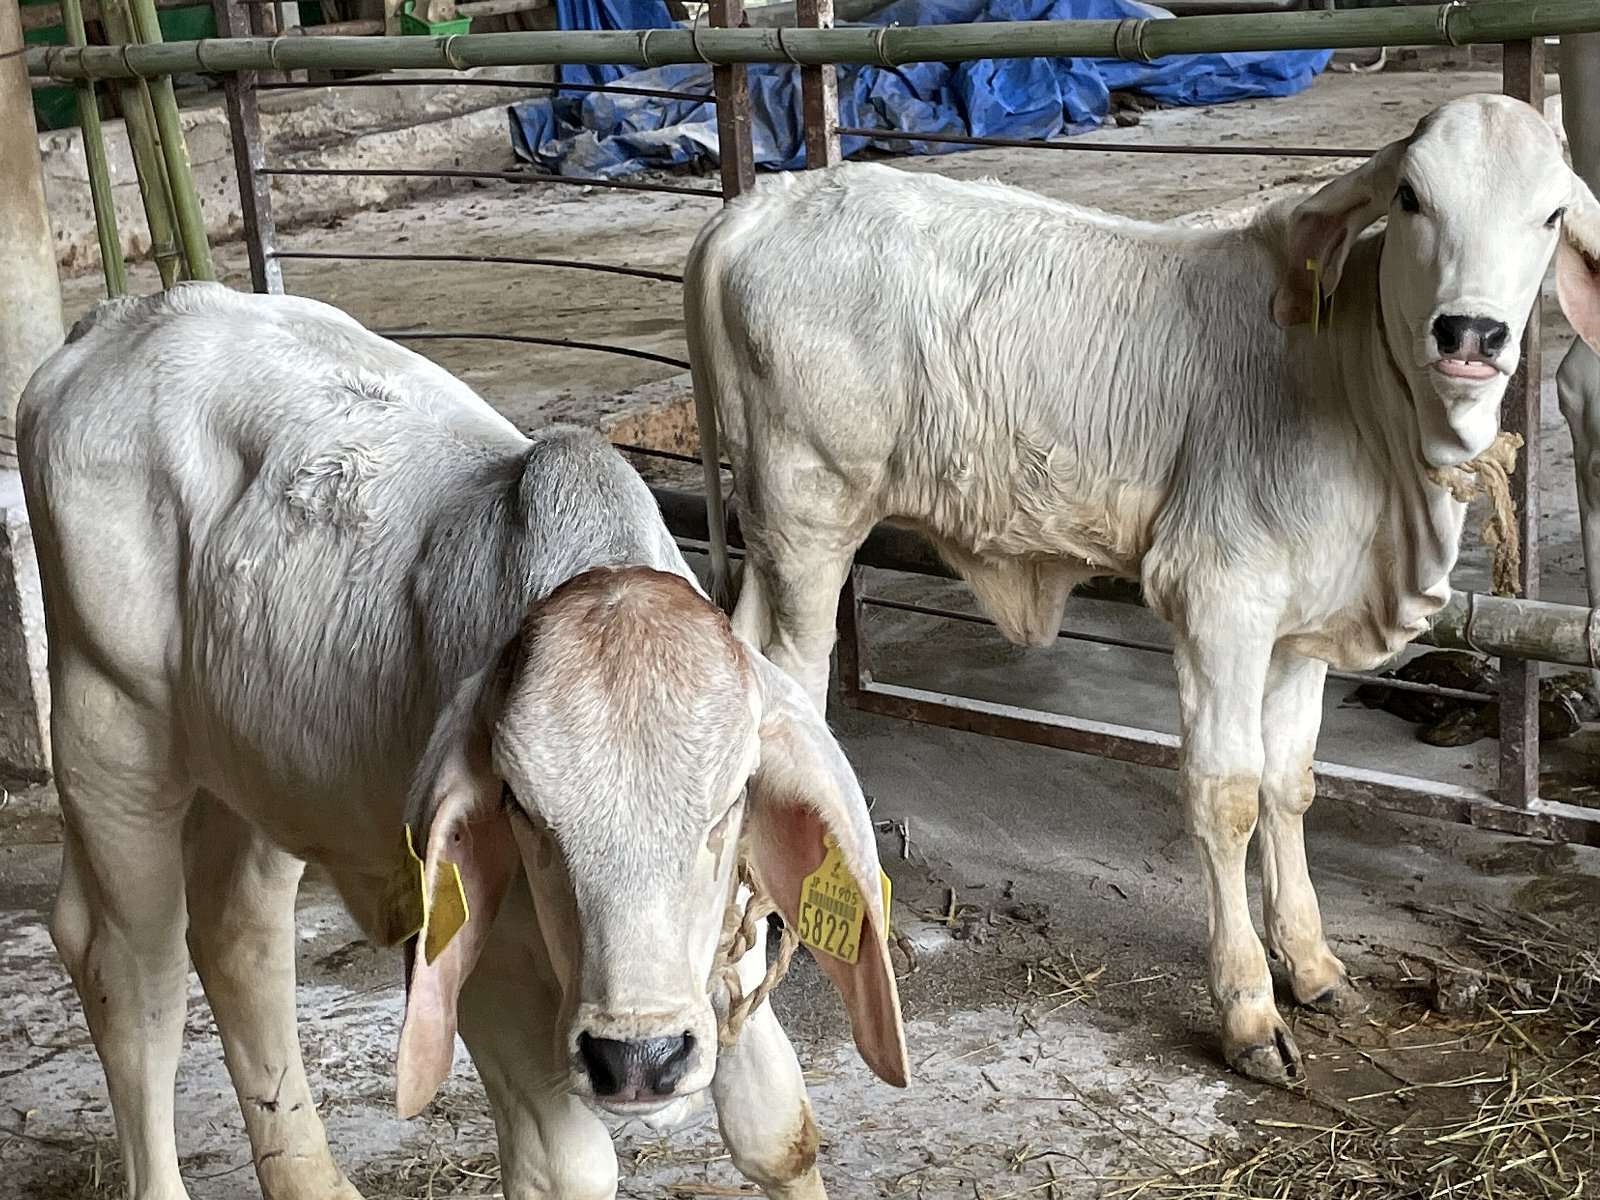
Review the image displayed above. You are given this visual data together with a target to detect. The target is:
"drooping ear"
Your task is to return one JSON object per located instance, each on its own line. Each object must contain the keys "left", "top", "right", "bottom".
{"left": 1558, "top": 177, "right": 1600, "bottom": 354}
{"left": 740, "top": 650, "right": 908, "bottom": 1089}
{"left": 1272, "top": 140, "right": 1405, "bottom": 329}
{"left": 393, "top": 667, "right": 520, "bottom": 1119}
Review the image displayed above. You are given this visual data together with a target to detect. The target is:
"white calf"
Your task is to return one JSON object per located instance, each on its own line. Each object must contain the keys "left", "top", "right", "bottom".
{"left": 19, "top": 283, "right": 906, "bottom": 1200}
{"left": 686, "top": 94, "right": 1600, "bottom": 1085}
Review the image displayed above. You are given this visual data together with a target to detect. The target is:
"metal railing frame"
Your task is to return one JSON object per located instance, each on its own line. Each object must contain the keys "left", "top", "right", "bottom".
{"left": 27, "top": 1, "right": 1600, "bottom": 843}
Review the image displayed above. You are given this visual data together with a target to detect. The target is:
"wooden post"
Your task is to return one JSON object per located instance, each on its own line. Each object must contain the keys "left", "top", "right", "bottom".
{"left": 710, "top": 0, "right": 754, "bottom": 199}
{"left": 797, "top": 0, "right": 839, "bottom": 169}
{"left": 0, "top": 0, "right": 62, "bottom": 779}
{"left": 1497, "top": 37, "right": 1545, "bottom": 807}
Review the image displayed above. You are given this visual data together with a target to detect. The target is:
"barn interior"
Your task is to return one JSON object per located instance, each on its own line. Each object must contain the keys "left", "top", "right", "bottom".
{"left": 3, "top": 5, "right": 1600, "bottom": 1198}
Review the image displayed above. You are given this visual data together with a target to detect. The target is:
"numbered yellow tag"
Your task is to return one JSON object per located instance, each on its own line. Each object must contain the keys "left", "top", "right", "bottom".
{"left": 388, "top": 825, "right": 470, "bottom": 965}
{"left": 796, "top": 835, "right": 892, "bottom": 965}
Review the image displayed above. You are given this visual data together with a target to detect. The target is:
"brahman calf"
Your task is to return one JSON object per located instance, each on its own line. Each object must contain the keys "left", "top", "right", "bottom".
{"left": 18, "top": 282, "right": 906, "bottom": 1200}
{"left": 686, "top": 94, "right": 1600, "bottom": 1085}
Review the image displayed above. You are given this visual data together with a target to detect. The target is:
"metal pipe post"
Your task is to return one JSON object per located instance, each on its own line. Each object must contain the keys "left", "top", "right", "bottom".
{"left": 1498, "top": 38, "right": 1545, "bottom": 807}
{"left": 710, "top": 0, "right": 755, "bottom": 199}
{"left": 797, "top": 0, "right": 839, "bottom": 168}
{"left": 214, "top": 0, "right": 282, "bottom": 292}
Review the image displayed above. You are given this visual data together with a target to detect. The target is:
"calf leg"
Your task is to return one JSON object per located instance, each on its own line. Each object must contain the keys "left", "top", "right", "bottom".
{"left": 457, "top": 888, "right": 618, "bottom": 1200}
{"left": 1558, "top": 340, "right": 1600, "bottom": 688}
{"left": 713, "top": 908, "right": 825, "bottom": 1200}
{"left": 733, "top": 532, "right": 860, "bottom": 714}
{"left": 1257, "top": 651, "right": 1358, "bottom": 1014}
{"left": 1172, "top": 621, "right": 1301, "bottom": 1086}
{"left": 49, "top": 664, "right": 193, "bottom": 1200}
{"left": 183, "top": 797, "right": 362, "bottom": 1200}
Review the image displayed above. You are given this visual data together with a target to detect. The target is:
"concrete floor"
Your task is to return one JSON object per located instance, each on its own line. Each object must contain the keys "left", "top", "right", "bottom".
{"left": 8, "top": 64, "right": 1599, "bottom": 1199}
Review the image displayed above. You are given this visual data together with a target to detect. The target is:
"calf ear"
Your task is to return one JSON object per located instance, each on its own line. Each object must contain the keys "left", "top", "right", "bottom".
{"left": 741, "top": 651, "right": 909, "bottom": 1089}
{"left": 1558, "top": 179, "right": 1600, "bottom": 354}
{"left": 1272, "top": 140, "right": 1404, "bottom": 328}
{"left": 393, "top": 668, "right": 520, "bottom": 1119}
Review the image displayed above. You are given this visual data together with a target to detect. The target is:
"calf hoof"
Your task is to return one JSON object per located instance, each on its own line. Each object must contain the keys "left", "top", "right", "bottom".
{"left": 1224, "top": 1017, "right": 1304, "bottom": 1088}
{"left": 1300, "top": 974, "right": 1366, "bottom": 1018}
{"left": 257, "top": 1155, "right": 365, "bottom": 1200}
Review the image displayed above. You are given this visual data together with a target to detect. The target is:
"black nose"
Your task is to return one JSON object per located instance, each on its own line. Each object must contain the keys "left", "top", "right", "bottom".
{"left": 1432, "top": 314, "right": 1509, "bottom": 358}
{"left": 577, "top": 1032, "right": 694, "bottom": 1098}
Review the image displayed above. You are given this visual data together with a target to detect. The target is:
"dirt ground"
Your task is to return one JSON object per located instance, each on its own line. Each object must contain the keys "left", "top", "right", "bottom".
{"left": 10, "top": 63, "right": 1600, "bottom": 1199}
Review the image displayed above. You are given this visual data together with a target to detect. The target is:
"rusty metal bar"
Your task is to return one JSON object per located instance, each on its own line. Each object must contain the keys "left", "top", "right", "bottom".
{"left": 710, "top": 0, "right": 755, "bottom": 199}
{"left": 256, "top": 165, "right": 721, "bottom": 199}
{"left": 270, "top": 249, "right": 683, "bottom": 284}
{"left": 837, "top": 563, "right": 1599, "bottom": 846}
{"left": 383, "top": 330, "right": 689, "bottom": 370}
{"left": 1498, "top": 38, "right": 1545, "bottom": 809}
{"left": 215, "top": 0, "right": 282, "bottom": 293}
{"left": 832, "top": 126, "right": 1374, "bottom": 159}
{"left": 797, "top": 0, "right": 840, "bottom": 169}
{"left": 647, "top": 486, "right": 1600, "bottom": 671}
{"left": 854, "top": 592, "right": 1497, "bottom": 705}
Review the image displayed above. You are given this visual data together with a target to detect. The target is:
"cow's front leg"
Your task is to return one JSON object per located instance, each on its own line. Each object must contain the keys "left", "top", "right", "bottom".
{"left": 1172, "top": 620, "right": 1300, "bottom": 1086}
{"left": 457, "top": 888, "right": 618, "bottom": 1200}
{"left": 1257, "top": 650, "right": 1359, "bottom": 1015}
{"left": 712, "top": 919, "right": 825, "bottom": 1200}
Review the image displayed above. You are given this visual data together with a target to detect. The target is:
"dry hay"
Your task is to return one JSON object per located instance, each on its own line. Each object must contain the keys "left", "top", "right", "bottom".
{"left": 1105, "top": 905, "right": 1600, "bottom": 1200}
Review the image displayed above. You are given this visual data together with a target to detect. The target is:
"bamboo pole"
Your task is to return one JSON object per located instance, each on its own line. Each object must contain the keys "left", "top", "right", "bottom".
{"left": 125, "top": 0, "right": 214, "bottom": 280}
{"left": 58, "top": 0, "right": 127, "bottom": 297}
{"left": 24, "top": 0, "right": 1600, "bottom": 79}
{"left": 98, "top": 0, "right": 182, "bottom": 287}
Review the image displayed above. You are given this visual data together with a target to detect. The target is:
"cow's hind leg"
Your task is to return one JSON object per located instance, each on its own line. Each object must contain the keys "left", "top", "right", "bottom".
{"left": 1172, "top": 615, "right": 1301, "bottom": 1086}
{"left": 733, "top": 522, "right": 864, "bottom": 714}
{"left": 713, "top": 899, "right": 825, "bottom": 1200}
{"left": 1258, "top": 650, "right": 1360, "bottom": 1016}
{"left": 49, "top": 663, "right": 194, "bottom": 1200}
{"left": 183, "top": 797, "right": 363, "bottom": 1199}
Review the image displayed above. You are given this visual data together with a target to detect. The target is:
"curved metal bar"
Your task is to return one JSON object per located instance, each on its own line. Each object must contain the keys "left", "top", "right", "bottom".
{"left": 382, "top": 330, "right": 690, "bottom": 370}
{"left": 833, "top": 125, "right": 1374, "bottom": 158}
{"left": 270, "top": 249, "right": 684, "bottom": 284}
{"left": 258, "top": 165, "right": 721, "bottom": 199}
{"left": 252, "top": 76, "right": 716, "bottom": 103}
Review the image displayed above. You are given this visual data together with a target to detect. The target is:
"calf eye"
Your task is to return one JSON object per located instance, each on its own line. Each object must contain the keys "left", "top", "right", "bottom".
{"left": 1396, "top": 182, "right": 1421, "bottom": 214}
{"left": 1547, "top": 206, "right": 1567, "bottom": 229}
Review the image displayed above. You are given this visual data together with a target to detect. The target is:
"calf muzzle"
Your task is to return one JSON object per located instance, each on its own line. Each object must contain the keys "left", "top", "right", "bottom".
{"left": 577, "top": 1031, "right": 695, "bottom": 1102}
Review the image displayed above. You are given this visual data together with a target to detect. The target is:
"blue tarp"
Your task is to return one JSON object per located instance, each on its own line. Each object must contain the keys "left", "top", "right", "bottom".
{"left": 509, "top": 0, "right": 1332, "bottom": 179}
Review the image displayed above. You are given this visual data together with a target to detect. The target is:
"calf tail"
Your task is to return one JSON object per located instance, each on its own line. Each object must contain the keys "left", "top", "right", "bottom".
{"left": 683, "top": 221, "right": 738, "bottom": 613}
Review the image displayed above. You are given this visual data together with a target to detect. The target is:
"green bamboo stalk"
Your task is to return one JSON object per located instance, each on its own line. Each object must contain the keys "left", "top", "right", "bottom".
{"left": 22, "top": 0, "right": 1600, "bottom": 79}
{"left": 59, "top": 0, "right": 126, "bottom": 297}
{"left": 98, "top": 0, "right": 182, "bottom": 287}
{"left": 126, "top": 0, "right": 214, "bottom": 281}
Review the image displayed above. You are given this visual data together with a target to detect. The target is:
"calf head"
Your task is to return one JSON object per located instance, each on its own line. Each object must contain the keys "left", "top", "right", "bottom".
{"left": 394, "top": 566, "right": 906, "bottom": 1120}
{"left": 1273, "top": 93, "right": 1600, "bottom": 467}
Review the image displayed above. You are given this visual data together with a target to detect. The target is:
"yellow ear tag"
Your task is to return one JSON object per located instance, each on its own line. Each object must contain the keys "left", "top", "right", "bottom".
{"left": 796, "top": 834, "right": 892, "bottom": 965}
{"left": 383, "top": 825, "right": 429, "bottom": 947}
{"left": 1305, "top": 257, "right": 1334, "bottom": 335}
{"left": 390, "top": 825, "right": 470, "bottom": 964}
{"left": 422, "top": 857, "right": 469, "bottom": 966}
